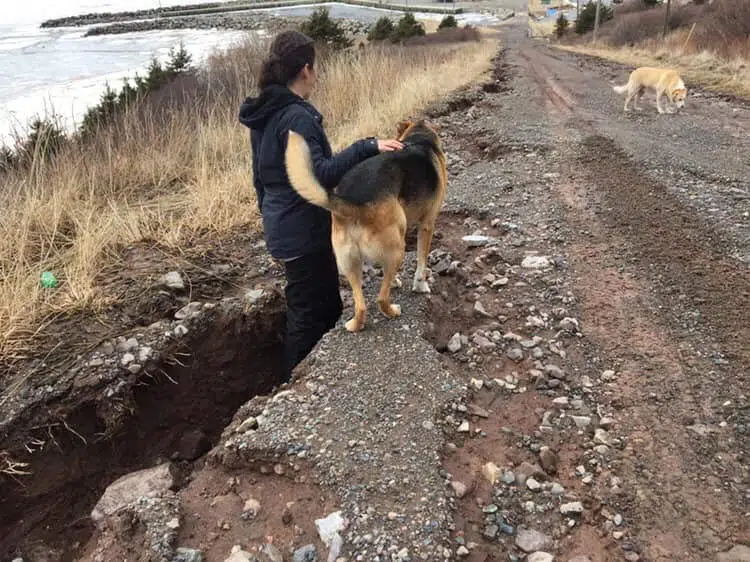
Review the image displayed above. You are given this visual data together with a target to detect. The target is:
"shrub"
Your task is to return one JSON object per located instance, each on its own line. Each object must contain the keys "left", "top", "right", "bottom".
{"left": 555, "top": 13, "right": 569, "bottom": 37}
{"left": 438, "top": 15, "right": 458, "bottom": 29}
{"left": 368, "top": 17, "right": 395, "bottom": 41}
{"left": 391, "top": 12, "right": 426, "bottom": 42}
{"left": 300, "top": 7, "right": 352, "bottom": 49}
{"left": 575, "top": 1, "right": 614, "bottom": 34}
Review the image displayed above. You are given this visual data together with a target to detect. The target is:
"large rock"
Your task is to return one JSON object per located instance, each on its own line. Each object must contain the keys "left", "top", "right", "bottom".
{"left": 91, "top": 463, "right": 175, "bottom": 528}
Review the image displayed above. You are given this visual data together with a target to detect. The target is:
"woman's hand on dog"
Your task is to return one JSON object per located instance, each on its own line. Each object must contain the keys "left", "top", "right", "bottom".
{"left": 377, "top": 139, "right": 404, "bottom": 153}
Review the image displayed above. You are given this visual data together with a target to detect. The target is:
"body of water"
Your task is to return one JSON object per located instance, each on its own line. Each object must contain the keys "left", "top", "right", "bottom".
{"left": 0, "top": 1, "right": 501, "bottom": 144}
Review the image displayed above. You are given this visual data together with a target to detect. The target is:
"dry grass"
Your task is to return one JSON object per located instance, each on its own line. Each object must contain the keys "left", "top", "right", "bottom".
{"left": 529, "top": 19, "right": 556, "bottom": 39}
{"left": 0, "top": 35, "right": 497, "bottom": 359}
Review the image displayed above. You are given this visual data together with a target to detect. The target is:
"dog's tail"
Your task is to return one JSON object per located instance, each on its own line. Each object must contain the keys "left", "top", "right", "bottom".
{"left": 612, "top": 83, "right": 629, "bottom": 95}
{"left": 285, "top": 130, "right": 343, "bottom": 213}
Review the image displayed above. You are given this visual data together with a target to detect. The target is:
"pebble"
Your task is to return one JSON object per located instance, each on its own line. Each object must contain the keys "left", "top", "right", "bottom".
{"left": 614, "top": 513, "right": 624, "bottom": 526}
{"left": 544, "top": 364, "right": 566, "bottom": 379}
{"left": 594, "top": 428, "right": 611, "bottom": 445}
{"left": 120, "top": 353, "right": 135, "bottom": 366}
{"left": 236, "top": 417, "right": 258, "bottom": 433}
{"left": 526, "top": 477, "right": 542, "bottom": 492}
{"left": 483, "top": 524, "right": 499, "bottom": 540}
{"left": 558, "top": 316, "right": 579, "bottom": 331}
{"left": 601, "top": 369, "right": 617, "bottom": 382}
{"left": 451, "top": 480, "right": 469, "bottom": 498}
{"left": 463, "top": 234, "right": 492, "bottom": 247}
{"left": 716, "top": 545, "right": 750, "bottom": 562}
{"left": 261, "top": 543, "right": 284, "bottom": 562}
{"left": 174, "top": 548, "right": 205, "bottom": 562}
{"left": 160, "top": 271, "right": 185, "bottom": 290}
{"left": 560, "top": 501, "right": 584, "bottom": 515}
{"left": 539, "top": 447, "right": 558, "bottom": 475}
{"left": 292, "top": 544, "right": 318, "bottom": 562}
{"left": 527, "top": 553, "right": 554, "bottom": 562}
{"left": 458, "top": 421, "right": 470, "bottom": 433}
{"left": 483, "top": 462, "right": 502, "bottom": 485}
{"left": 507, "top": 348, "right": 524, "bottom": 361}
{"left": 473, "top": 300, "right": 492, "bottom": 317}
{"left": 448, "top": 333, "right": 463, "bottom": 353}
{"left": 242, "top": 498, "right": 261, "bottom": 519}
{"left": 571, "top": 415, "right": 592, "bottom": 428}
{"left": 456, "top": 545, "right": 470, "bottom": 557}
{"left": 502, "top": 470, "right": 516, "bottom": 484}
{"left": 521, "top": 255, "right": 552, "bottom": 269}
{"left": 569, "top": 557, "right": 594, "bottom": 562}
{"left": 246, "top": 288, "right": 265, "bottom": 304}
{"left": 515, "top": 529, "right": 552, "bottom": 553}
{"left": 550, "top": 482, "right": 565, "bottom": 496}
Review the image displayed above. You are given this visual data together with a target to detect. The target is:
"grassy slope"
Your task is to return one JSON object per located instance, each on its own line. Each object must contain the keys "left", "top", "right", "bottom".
{"left": 0, "top": 37, "right": 497, "bottom": 359}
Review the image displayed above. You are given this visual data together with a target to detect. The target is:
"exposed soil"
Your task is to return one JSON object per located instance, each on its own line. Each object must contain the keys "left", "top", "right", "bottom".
{"left": 2, "top": 15, "right": 750, "bottom": 562}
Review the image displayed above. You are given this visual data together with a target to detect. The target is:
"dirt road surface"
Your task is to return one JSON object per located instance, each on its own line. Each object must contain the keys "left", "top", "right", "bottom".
{"left": 3, "top": 16, "right": 750, "bottom": 562}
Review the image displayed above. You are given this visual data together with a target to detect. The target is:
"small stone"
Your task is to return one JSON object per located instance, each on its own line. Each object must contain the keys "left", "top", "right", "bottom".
{"left": 242, "top": 498, "right": 261, "bottom": 519}
{"left": 614, "top": 514, "right": 624, "bottom": 526}
{"left": 246, "top": 288, "right": 264, "bottom": 304}
{"left": 539, "top": 447, "right": 558, "bottom": 475}
{"left": 175, "top": 302, "right": 202, "bottom": 320}
{"left": 474, "top": 300, "right": 492, "bottom": 317}
{"left": 174, "top": 548, "right": 205, "bottom": 562}
{"left": 507, "top": 348, "right": 524, "bottom": 362}
{"left": 261, "top": 543, "right": 284, "bottom": 562}
{"left": 599, "top": 416, "right": 615, "bottom": 428}
{"left": 448, "top": 333, "right": 463, "bottom": 353}
{"left": 571, "top": 415, "right": 592, "bottom": 428}
{"left": 550, "top": 482, "right": 565, "bottom": 496}
{"left": 178, "top": 429, "right": 211, "bottom": 461}
{"left": 515, "top": 529, "right": 552, "bottom": 553}
{"left": 473, "top": 333, "right": 496, "bottom": 352}
{"left": 526, "top": 477, "right": 541, "bottom": 491}
{"left": 482, "top": 462, "right": 502, "bottom": 485}
{"left": 159, "top": 271, "right": 185, "bottom": 290}
{"left": 624, "top": 554, "right": 641, "bottom": 562}
{"left": 463, "top": 234, "right": 491, "bottom": 247}
{"left": 120, "top": 353, "right": 135, "bottom": 366}
{"left": 717, "top": 546, "right": 750, "bottom": 562}
{"left": 552, "top": 396, "right": 569, "bottom": 407}
{"left": 521, "top": 255, "right": 551, "bottom": 269}
{"left": 236, "top": 417, "right": 258, "bottom": 433}
{"left": 292, "top": 545, "right": 318, "bottom": 562}
{"left": 612, "top": 531, "right": 625, "bottom": 540}
{"left": 594, "top": 428, "right": 611, "bottom": 445}
{"left": 483, "top": 524, "right": 499, "bottom": 540}
{"left": 470, "top": 377, "right": 484, "bottom": 391}
{"left": 560, "top": 501, "right": 584, "bottom": 515}
{"left": 568, "top": 557, "right": 593, "bottom": 562}
{"left": 502, "top": 470, "right": 516, "bottom": 485}
{"left": 527, "top": 553, "right": 554, "bottom": 562}
{"left": 456, "top": 546, "right": 470, "bottom": 557}
{"left": 458, "top": 421, "right": 470, "bottom": 433}
{"left": 544, "top": 364, "right": 566, "bottom": 379}
{"left": 558, "top": 317, "right": 579, "bottom": 332}
{"left": 451, "top": 480, "right": 469, "bottom": 498}
{"left": 601, "top": 369, "right": 617, "bottom": 382}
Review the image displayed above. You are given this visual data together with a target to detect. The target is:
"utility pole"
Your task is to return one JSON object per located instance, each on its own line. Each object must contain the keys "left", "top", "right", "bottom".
{"left": 592, "top": 0, "right": 602, "bottom": 43}
{"left": 577, "top": 0, "right": 580, "bottom": 21}
{"left": 662, "top": 0, "right": 672, "bottom": 40}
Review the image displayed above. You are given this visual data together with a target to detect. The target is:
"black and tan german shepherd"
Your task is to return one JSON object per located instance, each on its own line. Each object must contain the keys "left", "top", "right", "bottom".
{"left": 284, "top": 120, "right": 447, "bottom": 332}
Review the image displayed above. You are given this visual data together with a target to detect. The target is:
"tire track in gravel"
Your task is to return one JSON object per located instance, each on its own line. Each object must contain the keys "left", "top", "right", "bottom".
{"left": 517, "top": 36, "right": 750, "bottom": 560}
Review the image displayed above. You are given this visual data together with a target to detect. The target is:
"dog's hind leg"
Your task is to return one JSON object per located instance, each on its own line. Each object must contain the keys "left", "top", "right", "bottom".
{"left": 655, "top": 90, "right": 666, "bottom": 114}
{"left": 377, "top": 236, "right": 405, "bottom": 320}
{"left": 334, "top": 226, "right": 367, "bottom": 332}
{"left": 412, "top": 219, "right": 436, "bottom": 293}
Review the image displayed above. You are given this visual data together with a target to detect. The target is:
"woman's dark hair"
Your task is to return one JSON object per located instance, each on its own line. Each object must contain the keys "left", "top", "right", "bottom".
{"left": 259, "top": 30, "right": 316, "bottom": 90}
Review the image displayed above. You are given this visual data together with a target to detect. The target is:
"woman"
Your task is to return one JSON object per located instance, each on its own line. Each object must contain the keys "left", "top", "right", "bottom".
{"left": 238, "top": 30, "right": 403, "bottom": 382}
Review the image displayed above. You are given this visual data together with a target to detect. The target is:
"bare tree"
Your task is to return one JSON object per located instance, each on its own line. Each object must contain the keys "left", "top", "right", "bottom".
{"left": 593, "top": 0, "right": 602, "bottom": 43}
{"left": 663, "top": 0, "right": 672, "bottom": 39}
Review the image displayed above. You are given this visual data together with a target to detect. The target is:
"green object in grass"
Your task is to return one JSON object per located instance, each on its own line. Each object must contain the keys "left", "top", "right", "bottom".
{"left": 40, "top": 271, "right": 58, "bottom": 288}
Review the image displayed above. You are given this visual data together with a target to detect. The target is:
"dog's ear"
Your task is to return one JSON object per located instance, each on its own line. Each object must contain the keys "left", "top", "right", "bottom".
{"left": 673, "top": 88, "right": 687, "bottom": 97}
{"left": 396, "top": 120, "right": 413, "bottom": 136}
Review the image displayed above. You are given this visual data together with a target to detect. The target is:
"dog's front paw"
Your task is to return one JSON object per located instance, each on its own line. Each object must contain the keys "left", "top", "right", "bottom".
{"left": 412, "top": 279, "right": 431, "bottom": 293}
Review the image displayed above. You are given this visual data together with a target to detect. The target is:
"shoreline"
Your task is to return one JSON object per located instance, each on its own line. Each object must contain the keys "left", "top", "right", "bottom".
{"left": 82, "top": 11, "right": 372, "bottom": 37}
{"left": 42, "top": 0, "right": 463, "bottom": 29}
